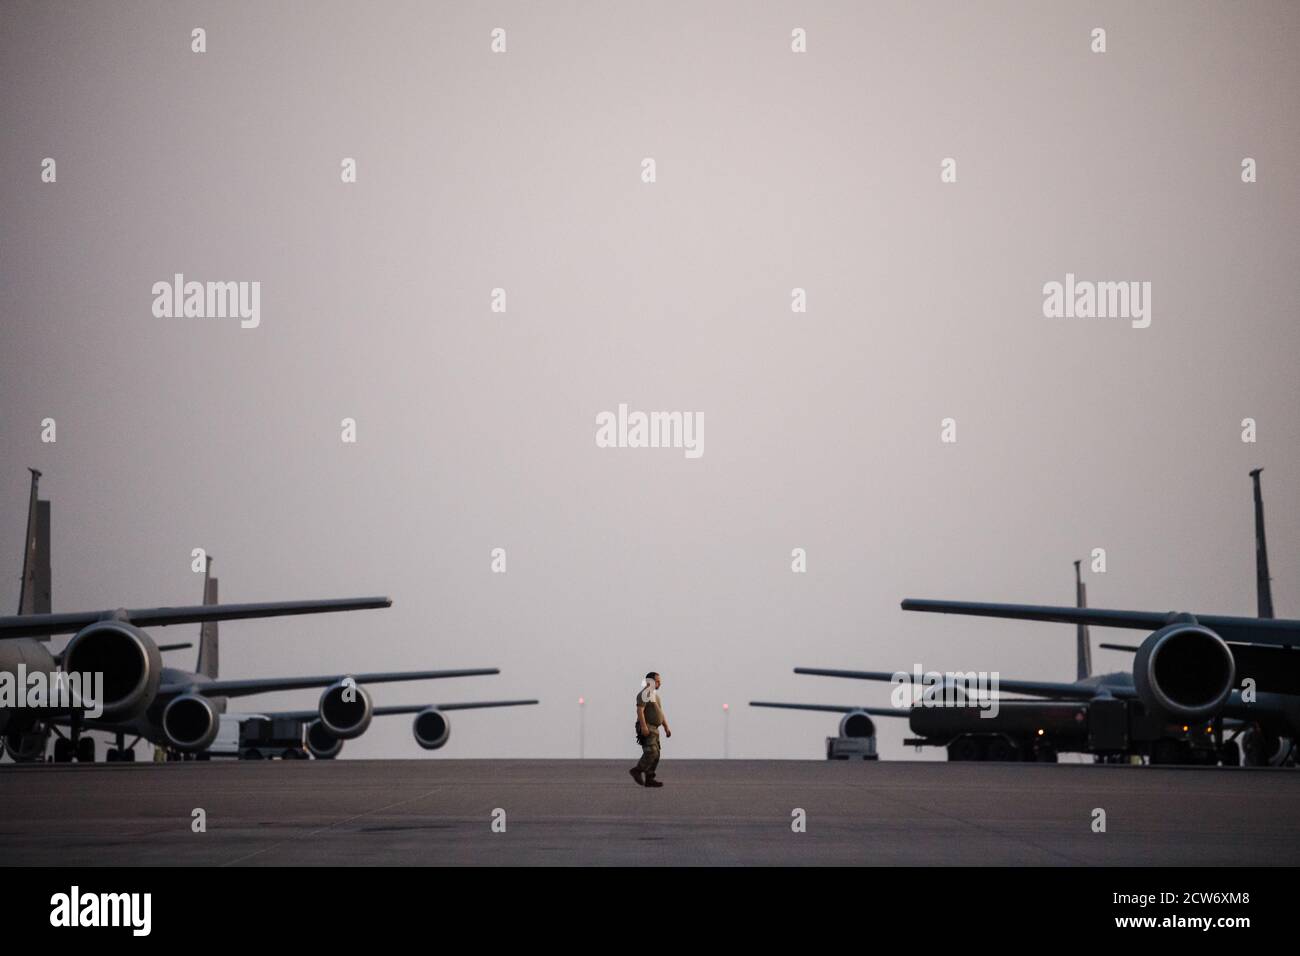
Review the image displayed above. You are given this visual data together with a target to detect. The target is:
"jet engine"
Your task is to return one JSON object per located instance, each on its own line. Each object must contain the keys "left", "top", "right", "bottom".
{"left": 4, "top": 720, "right": 50, "bottom": 761}
{"left": 161, "top": 694, "right": 220, "bottom": 752}
{"left": 61, "top": 620, "right": 162, "bottom": 722}
{"left": 413, "top": 707, "right": 450, "bottom": 750}
{"left": 318, "top": 679, "right": 373, "bottom": 739}
{"left": 1133, "top": 622, "right": 1235, "bottom": 720}
{"left": 838, "top": 710, "right": 875, "bottom": 739}
{"left": 1240, "top": 728, "right": 1290, "bottom": 767}
{"left": 306, "top": 719, "right": 344, "bottom": 759}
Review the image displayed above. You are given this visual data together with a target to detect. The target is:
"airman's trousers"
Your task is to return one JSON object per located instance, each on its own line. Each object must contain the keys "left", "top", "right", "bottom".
{"left": 636, "top": 730, "right": 661, "bottom": 774}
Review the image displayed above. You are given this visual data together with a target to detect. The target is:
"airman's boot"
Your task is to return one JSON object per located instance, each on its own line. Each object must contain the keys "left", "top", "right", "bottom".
{"left": 628, "top": 767, "right": 645, "bottom": 786}
{"left": 644, "top": 773, "right": 664, "bottom": 788}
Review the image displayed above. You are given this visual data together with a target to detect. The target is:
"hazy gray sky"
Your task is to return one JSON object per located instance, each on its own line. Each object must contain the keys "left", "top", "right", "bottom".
{"left": 2, "top": 2, "right": 1298, "bottom": 759}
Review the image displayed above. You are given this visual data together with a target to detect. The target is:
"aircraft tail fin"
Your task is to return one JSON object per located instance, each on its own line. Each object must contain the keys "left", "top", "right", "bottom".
{"left": 196, "top": 556, "right": 219, "bottom": 678}
{"left": 1250, "top": 468, "right": 1274, "bottom": 618}
{"left": 1074, "top": 560, "right": 1091, "bottom": 680}
{"left": 18, "top": 469, "right": 51, "bottom": 616}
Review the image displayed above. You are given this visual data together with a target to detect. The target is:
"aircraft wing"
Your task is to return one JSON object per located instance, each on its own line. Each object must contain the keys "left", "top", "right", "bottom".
{"left": 162, "top": 668, "right": 500, "bottom": 698}
{"left": 750, "top": 700, "right": 910, "bottom": 717}
{"left": 381, "top": 699, "right": 538, "bottom": 714}
{"left": 901, "top": 599, "right": 1300, "bottom": 647}
{"left": 793, "top": 667, "right": 1136, "bottom": 701}
{"left": 254, "top": 699, "right": 539, "bottom": 721}
{"left": 0, "top": 596, "right": 392, "bottom": 639}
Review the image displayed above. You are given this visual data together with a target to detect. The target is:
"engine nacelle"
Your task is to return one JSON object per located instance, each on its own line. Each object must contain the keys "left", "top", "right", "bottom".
{"left": 413, "top": 707, "right": 450, "bottom": 750}
{"left": 62, "top": 620, "right": 161, "bottom": 722}
{"left": 305, "top": 719, "right": 344, "bottom": 759}
{"left": 318, "top": 679, "right": 372, "bottom": 740}
{"left": 162, "top": 694, "right": 220, "bottom": 752}
{"left": 4, "top": 721, "right": 50, "bottom": 761}
{"left": 838, "top": 710, "right": 876, "bottom": 739}
{"left": 1133, "top": 623, "right": 1235, "bottom": 720}
{"left": 1240, "top": 728, "right": 1290, "bottom": 767}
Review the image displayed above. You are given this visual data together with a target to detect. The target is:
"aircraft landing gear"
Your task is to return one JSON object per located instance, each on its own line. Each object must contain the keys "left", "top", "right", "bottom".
{"left": 1150, "top": 738, "right": 1189, "bottom": 765}
{"left": 985, "top": 737, "right": 1021, "bottom": 762}
{"left": 54, "top": 710, "right": 96, "bottom": 762}
{"left": 1218, "top": 740, "right": 1241, "bottom": 766}
{"left": 105, "top": 731, "right": 137, "bottom": 763}
{"left": 1241, "top": 728, "right": 1280, "bottom": 767}
{"left": 947, "top": 736, "right": 984, "bottom": 761}
{"left": 1031, "top": 743, "right": 1058, "bottom": 763}
{"left": 48, "top": 719, "right": 96, "bottom": 763}
{"left": 947, "top": 734, "right": 1044, "bottom": 762}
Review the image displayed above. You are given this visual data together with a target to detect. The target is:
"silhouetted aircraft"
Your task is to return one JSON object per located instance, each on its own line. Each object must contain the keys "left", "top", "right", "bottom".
{"left": 0, "top": 472, "right": 496, "bottom": 762}
{"left": 779, "top": 471, "right": 1293, "bottom": 765}
{"left": 252, "top": 697, "right": 541, "bottom": 759}
{"left": 179, "top": 562, "right": 538, "bottom": 759}
{"left": 758, "top": 562, "right": 1150, "bottom": 761}
{"left": 900, "top": 471, "right": 1297, "bottom": 765}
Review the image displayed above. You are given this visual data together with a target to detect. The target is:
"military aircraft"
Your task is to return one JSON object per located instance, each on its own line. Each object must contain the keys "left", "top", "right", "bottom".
{"left": 0, "top": 471, "right": 496, "bottom": 763}
{"left": 899, "top": 469, "right": 1298, "bottom": 765}
{"left": 755, "top": 562, "right": 1152, "bottom": 762}
{"left": 800, "top": 469, "right": 1295, "bottom": 765}
{"left": 177, "top": 562, "right": 538, "bottom": 760}
{"left": 255, "top": 697, "right": 541, "bottom": 759}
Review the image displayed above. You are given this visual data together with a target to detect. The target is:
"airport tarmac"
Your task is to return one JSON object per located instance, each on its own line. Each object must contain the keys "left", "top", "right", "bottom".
{"left": 1, "top": 759, "right": 1297, "bottom": 866}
